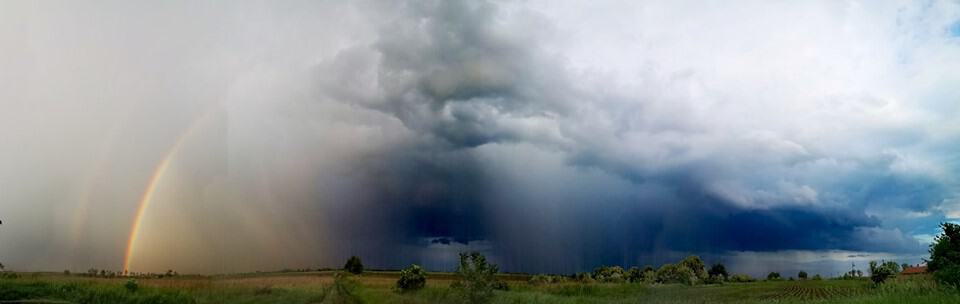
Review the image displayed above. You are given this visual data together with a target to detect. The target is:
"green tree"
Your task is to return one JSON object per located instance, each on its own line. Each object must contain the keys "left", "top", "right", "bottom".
{"left": 451, "top": 252, "right": 501, "bottom": 304}
{"left": 708, "top": 263, "right": 728, "bottom": 279}
{"left": 798, "top": 271, "right": 808, "bottom": 280}
{"left": 343, "top": 256, "right": 364, "bottom": 275}
{"left": 928, "top": 222, "right": 960, "bottom": 285}
{"left": 626, "top": 266, "right": 642, "bottom": 283}
{"left": 767, "top": 272, "right": 781, "bottom": 281}
{"left": 396, "top": 264, "right": 426, "bottom": 292}
{"left": 656, "top": 263, "right": 696, "bottom": 285}
{"left": 679, "top": 256, "right": 708, "bottom": 281}
{"left": 869, "top": 260, "right": 896, "bottom": 284}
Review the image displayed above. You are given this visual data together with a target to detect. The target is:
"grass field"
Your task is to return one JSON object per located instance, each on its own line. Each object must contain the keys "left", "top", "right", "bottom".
{"left": 1, "top": 271, "right": 958, "bottom": 303}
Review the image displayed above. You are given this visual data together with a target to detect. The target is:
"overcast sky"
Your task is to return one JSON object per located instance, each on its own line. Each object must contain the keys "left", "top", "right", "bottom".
{"left": 1, "top": 0, "right": 959, "bottom": 277}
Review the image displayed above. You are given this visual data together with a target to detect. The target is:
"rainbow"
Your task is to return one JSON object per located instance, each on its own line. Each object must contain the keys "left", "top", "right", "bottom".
{"left": 123, "top": 108, "right": 217, "bottom": 273}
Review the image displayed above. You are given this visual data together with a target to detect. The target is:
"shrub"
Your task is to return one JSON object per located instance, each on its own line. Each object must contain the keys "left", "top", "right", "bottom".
{"left": 656, "top": 263, "right": 696, "bottom": 285}
{"left": 642, "top": 270, "right": 657, "bottom": 283}
{"left": 123, "top": 279, "right": 139, "bottom": 292}
{"left": 708, "top": 263, "right": 728, "bottom": 280}
{"left": 798, "top": 271, "right": 808, "bottom": 280}
{"left": 626, "top": 267, "right": 642, "bottom": 283}
{"left": 574, "top": 272, "right": 595, "bottom": 283}
{"left": 704, "top": 274, "right": 725, "bottom": 284}
{"left": 767, "top": 272, "right": 781, "bottom": 281}
{"left": 529, "top": 274, "right": 566, "bottom": 285}
{"left": 343, "top": 256, "right": 364, "bottom": 275}
{"left": 869, "top": 260, "right": 898, "bottom": 284}
{"left": 813, "top": 274, "right": 822, "bottom": 280}
{"left": 451, "top": 252, "right": 501, "bottom": 304}
{"left": 728, "top": 274, "right": 755, "bottom": 282}
{"left": 396, "top": 264, "right": 426, "bottom": 292}
{"left": 679, "top": 256, "right": 708, "bottom": 281}
{"left": 593, "top": 266, "right": 626, "bottom": 283}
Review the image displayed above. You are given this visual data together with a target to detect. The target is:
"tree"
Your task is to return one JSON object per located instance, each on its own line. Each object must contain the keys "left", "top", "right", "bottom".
{"left": 451, "top": 252, "right": 501, "bottom": 304}
{"left": 767, "top": 272, "right": 781, "bottom": 281}
{"left": 708, "top": 263, "right": 728, "bottom": 279}
{"left": 396, "top": 264, "right": 426, "bottom": 292}
{"left": 679, "top": 256, "right": 708, "bottom": 281}
{"left": 798, "top": 271, "right": 808, "bottom": 280}
{"left": 626, "top": 266, "right": 642, "bottom": 283}
{"left": 656, "top": 263, "right": 696, "bottom": 285}
{"left": 928, "top": 222, "right": 960, "bottom": 285}
{"left": 812, "top": 274, "right": 822, "bottom": 280}
{"left": 869, "top": 260, "right": 896, "bottom": 284}
{"left": 344, "top": 256, "right": 364, "bottom": 275}
{"left": 593, "top": 266, "right": 626, "bottom": 283}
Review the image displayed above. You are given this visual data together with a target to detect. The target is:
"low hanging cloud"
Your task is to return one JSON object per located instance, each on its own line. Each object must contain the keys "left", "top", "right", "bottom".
{"left": 0, "top": 0, "right": 958, "bottom": 275}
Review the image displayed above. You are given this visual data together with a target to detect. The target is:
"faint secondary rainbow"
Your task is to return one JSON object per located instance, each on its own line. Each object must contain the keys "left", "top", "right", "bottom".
{"left": 123, "top": 108, "right": 218, "bottom": 273}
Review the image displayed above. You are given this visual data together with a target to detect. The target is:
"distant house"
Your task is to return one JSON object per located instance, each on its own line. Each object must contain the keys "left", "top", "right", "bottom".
{"left": 901, "top": 266, "right": 927, "bottom": 275}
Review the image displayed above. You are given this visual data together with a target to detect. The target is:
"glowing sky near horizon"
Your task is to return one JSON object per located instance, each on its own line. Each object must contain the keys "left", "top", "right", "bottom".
{"left": 0, "top": 0, "right": 959, "bottom": 277}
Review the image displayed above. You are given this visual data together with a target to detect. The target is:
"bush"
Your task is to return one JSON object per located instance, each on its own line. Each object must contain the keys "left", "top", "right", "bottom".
{"left": 124, "top": 279, "right": 138, "bottom": 293}
{"left": 728, "top": 274, "right": 755, "bottom": 282}
{"left": 813, "top": 274, "right": 822, "bottom": 280}
{"left": 656, "top": 263, "right": 696, "bottom": 285}
{"left": 451, "top": 252, "right": 501, "bottom": 304}
{"left": 929, "top": 223, "right": 960, "bottom": 286}
{"left": 529, "top": 274, "right": 566, "bottom": 285}
{"left": 626, "top": 267, "right": 642, "bottom": 283}
{"left": 869, "top": 260, "right": 898, "bottom": 284}
{"left": 343, "top": 256, "right": 363, "bottom": 275}
{"left": 593, "top": 266, "right": 626, "bottom": 283}
{"left": 798, "top": 271, "right": 808, "bottom": 280}
{"left": 395, "top": 264, "right": 427, "bottom": 292}
{"left": 767, "top": 272, "right": 781, "bottom": 281}
{"left": 642, "top": 270, "right": 657, "bottom": 283}
{"left": 679, "top": 256, "right": 708, "bottom": 281}
{"left": 708, "top": 263, "right": 728, "bottom": 280}
{"left": 704, "top": 274, "right": 725, "bottom": 284}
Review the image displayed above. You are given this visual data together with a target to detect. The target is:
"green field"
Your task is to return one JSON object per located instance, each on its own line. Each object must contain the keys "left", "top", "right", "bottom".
{"left": 1, "top": 271, "right": 958, "bottom": 303}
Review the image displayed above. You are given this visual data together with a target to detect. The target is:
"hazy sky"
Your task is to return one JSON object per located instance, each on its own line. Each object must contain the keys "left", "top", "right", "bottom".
{"left": 1, "top": 0, "right": 959, "bottom": 277}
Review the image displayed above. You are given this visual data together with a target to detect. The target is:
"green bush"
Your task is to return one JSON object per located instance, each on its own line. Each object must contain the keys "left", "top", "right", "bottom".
{"left": 728, "top": 274, "right": 755, "bottom": 282}
{"left": 451, "top": 252, "right": 501, "bottom": 304}
{"left": 396, "top": 264, "right": 426, "bottom": 292}
{"left": 798, "top": 271, "right": 808, "bottom": 280}
{"left": 124, "top": 279, "right": 138, "bottom": 293}
{"left": 813, "top": 274, "right": 823, "bottom": 280}
{"left": 869, "top": 260, "right": 898, "bottom": 284}
{"left": 626, "top": 267, "right": 642, "bottom": 283}
{"left": 656, "top": 263, "right": 696, "bottom": 285}
{"left": 593, "top": 266, "right": 626, "bottom": 283}
{"left": 679, "top": 256, "right": 708, "bottom": 281}
{"left": 708, "top": 263, "right": 728, "bottom": 280}
{"left": 767, "top": 272, "right": 782, "bottom": 281}
{"left": 343, "top": 256, "right": 364, "bottom": 275}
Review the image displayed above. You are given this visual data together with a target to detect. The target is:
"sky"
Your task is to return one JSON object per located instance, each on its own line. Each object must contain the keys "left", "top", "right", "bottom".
{"left": 0, "top": 0, "right": 959, "bottom": 278}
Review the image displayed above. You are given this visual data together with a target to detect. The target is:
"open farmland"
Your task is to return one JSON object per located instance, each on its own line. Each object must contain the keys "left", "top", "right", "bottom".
{"left": 1, "top": 271, "right": 957, "bottom": 304}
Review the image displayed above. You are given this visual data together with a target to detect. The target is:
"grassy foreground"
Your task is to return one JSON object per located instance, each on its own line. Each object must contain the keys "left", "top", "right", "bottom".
{"left": 1, "top": 271, "right": 958, "bottom": 303}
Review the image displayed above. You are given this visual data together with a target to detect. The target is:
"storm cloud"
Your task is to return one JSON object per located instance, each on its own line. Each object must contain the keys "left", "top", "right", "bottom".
{"left": 1, "top": 0, "right": 958, "bottom": 276}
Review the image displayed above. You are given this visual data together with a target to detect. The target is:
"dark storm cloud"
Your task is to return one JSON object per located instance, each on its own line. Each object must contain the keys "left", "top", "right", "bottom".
{"left": 305, "top": 0, "right": 958, "bottom": 274}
